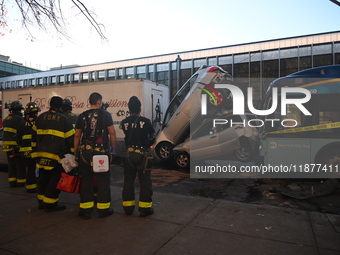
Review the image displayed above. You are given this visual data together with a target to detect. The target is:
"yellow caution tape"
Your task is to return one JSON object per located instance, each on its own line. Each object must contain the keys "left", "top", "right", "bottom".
{"left": 262, "top": 121, "right": 340, "bottom": 138}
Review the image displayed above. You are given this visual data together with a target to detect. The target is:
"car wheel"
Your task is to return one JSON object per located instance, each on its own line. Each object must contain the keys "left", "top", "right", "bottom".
{"left": 156, "top": 142, "right": 174, "bottom": 162}
{"left": 175, "top": 152, "right": 190, "bottom": 169}
{"left": 234, "top": 142, "right": 253, "bottom": 162}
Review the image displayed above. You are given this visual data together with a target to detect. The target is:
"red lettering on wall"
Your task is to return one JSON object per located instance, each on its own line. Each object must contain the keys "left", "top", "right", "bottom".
{"left": 34, "top": 98, "right": 46, "bottom": 109}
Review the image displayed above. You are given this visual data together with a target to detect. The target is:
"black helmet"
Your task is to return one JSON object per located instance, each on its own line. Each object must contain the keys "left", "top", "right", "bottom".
{"left": 25, "top": 102, "right": 41, "bottom": 114}
{"left": 9, "top": 100, "right": 24, "bottom": 111}
{"left": 61, "top": 98, "right": 73, "bottom": 112}
{"left": 62, "top": 98, "right": 73, "bottom": 107}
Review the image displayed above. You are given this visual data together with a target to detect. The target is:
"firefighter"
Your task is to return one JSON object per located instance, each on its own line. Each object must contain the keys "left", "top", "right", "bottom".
{"left": 74, "top": 92, "right": 116, "bottom": 219}
{"left": 2, "top": 101, "right": 25, "bottom": 187}
{"left": 61, "top": 98, "right": 77, "bottom": 128}
{"left": 17, "top": 102, "right": 41, "bottom": 193}
{"left": 121, "top": 96, "right": 155, "bottom": 217}
{"left": 31, "top": 96, "right": 75, "bottom": 212}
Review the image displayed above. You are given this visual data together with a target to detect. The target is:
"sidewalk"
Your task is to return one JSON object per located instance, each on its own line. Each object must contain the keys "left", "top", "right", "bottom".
{"left": 0, "top": 171, "right": 339, "bottom": 255}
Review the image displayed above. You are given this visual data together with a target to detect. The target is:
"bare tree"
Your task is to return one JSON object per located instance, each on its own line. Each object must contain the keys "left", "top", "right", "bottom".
{"left": 329, "top": 0, "right": 340, "bottom": 7}
{"left": 0, "top": 0, "right": 107, "bottom": 41}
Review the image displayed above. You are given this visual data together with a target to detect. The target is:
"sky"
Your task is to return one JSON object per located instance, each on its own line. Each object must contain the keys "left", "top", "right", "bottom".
{"left": 1, "top": 0, "right": 340, "bottom": 71}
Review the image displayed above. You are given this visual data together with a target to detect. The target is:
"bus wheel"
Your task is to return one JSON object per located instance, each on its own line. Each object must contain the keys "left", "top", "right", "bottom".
{"left": 175, "top": 152, "right": 190, "bottom": 169}
{"left": 319, "top": 150, "right": 340, "bottom": 169}
{"left": 156, "top": 142, "right": 174, "bottom": 162}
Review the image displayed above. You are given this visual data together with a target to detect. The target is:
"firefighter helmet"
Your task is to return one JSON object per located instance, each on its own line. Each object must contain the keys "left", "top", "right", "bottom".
{"left": 61, "top": 98, "right": 73, "bottom": 112}
{"left": 9, "top": 100, "right": 24, "bottom": 111}
{"left": 25, "top": 102, "right": 41, "bottom": 114}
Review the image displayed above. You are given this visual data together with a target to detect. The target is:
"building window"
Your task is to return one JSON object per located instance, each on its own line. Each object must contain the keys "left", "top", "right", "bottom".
{"left": 262, "top": 50, "right": 279, "bottom": 61}
{"left": 180, "top": 60, "right": 192, "bottom": 70}
{"left": 313, "top": 43, "right": 332, "bottom": 55}
{"left": 107, "top": 69, "right": 115, "bottom": 80}
{"left": 180, "top": 69, "right": 192, "bottom": 88}
{"left": 17, "top": 80, "right": 23, "bottom": 88}
{"left": 59, "top": 75, "right": 65, "bottom": 84}
{"left": 97, "top": 70, "right": 105, "bottom": 81}
{"left": 233, "top": 53, "right": 250, "bottom": 93}
{"left": 208, "top": 57, "right": 217, "bottom": 66}
{"left": 148, "top": 65, "right": 154, "bottom": 81}
{"left": 126, "top": 67, "right": 134, "bottom": 79}
{"left": 280, "top": 57, "right": 298, "bottom": 76}
{"left": 262, "top": 59, "right": 279, "bottom": 92}
{"left": 37, "top": 78, "right": 43, "bottom": 86}
{"left": 313, "top": 54, "right": 332, "bottom": 67}
{"left": 72, "top": 74, "right": 79, "bottom": 83}
{"left": 51, "top": 76, "right": 56, "bottom": 85}
{"left": 219, "top": 55, "right": 233, "bottom": 65}
{"left": 117, "top": 68, "right": 123, "bottom": 80}
{"left": 81, "top": 72, "right": 89, "bottom": 82}
{"left": 250, "top": 61, "right": 261, "bottom": 101}
{"left": 29, "top": 79, "right": 35, "bottom": 87}
{"left": 335, "top": 53, "right": 340, "bottom": 64}
{"left": 312, "top": 43, "right": 332, "bottom": 67}
{"left": 299, "top": 46, "right": 311, "bottom": 56}
{"left": 219, "top": 55, "right": 233, "bottom": 75}
{"left": 136, "top": 66, "right": 146, "bottom": 78}
{"left": 156, "top": 63, "right": 169, "bottom": 84}
{"left": 194, "top": 58, "right": 206, "bottom": 72}
{"left": 300, "top": 56, "right": 311, "bottom": 70}
{"left": 12, "top": 65, "right": 19, "bottom": 74}
{"left": 65, "top": 75, "right": 70, "bottom": 84}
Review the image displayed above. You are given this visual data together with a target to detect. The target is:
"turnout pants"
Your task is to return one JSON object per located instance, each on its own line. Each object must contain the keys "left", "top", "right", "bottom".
{"left": 24, "top": 157, "right": 37, "bottom": 192}
{"left": 122, "top": 152, "right": 153, "bottom": 213}
{"left": 37, "top": 164, "right": 63, "bottom": 207}
{"left": 7, "top": 151, "right": 26, "bottom": 187}
{"left": 79, "top": 150, "right": 111, "bottom": 213}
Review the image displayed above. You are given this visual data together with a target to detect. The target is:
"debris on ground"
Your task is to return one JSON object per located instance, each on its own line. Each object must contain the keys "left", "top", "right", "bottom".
{"left": 280, "top": 179, "right": 340, "bottom": 200}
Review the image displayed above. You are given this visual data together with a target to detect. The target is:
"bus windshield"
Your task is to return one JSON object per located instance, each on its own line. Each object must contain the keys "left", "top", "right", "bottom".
{"left": 260, "top": 65, "right": 340, "bottom": 138}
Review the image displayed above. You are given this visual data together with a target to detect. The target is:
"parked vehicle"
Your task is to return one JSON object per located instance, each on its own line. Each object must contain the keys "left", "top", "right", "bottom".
{"left": 173, "top": 113, "right": 259, "bottom": 169}
{"left": 1, "top": 79, "right": 169, "bottom": 156}
{"left": 152, "top": 65, "right": 233, "bottom": 162}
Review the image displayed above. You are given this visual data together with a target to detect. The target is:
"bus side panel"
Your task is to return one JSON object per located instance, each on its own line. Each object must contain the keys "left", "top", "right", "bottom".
{"left": 264, "top": 138, "right": 311, "bottom": 166}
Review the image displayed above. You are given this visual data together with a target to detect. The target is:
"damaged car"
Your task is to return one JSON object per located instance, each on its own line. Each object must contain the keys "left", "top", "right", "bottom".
{"left": 152, "top": 65, "right": 233, "bottom": 162}
{"left": 173, "top": 113, "right": 260, "bottom": 169}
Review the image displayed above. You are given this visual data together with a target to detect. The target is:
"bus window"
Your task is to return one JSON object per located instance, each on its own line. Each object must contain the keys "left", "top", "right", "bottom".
{"left": 319, "top": 111, "right": 340, "bottom": 124}
{"left": 285, "top": 104, "right": 302, "bottom": 128}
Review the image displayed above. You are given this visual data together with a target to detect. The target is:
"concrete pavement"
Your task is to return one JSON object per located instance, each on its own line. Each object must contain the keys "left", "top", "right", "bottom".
{"left": 0, "top": 170, "right": 339, "bottom": 255}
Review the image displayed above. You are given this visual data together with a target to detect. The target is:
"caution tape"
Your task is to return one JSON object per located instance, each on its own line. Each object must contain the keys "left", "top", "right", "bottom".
{"left": 262, "top": 121, "right": 340, "bottom": 138}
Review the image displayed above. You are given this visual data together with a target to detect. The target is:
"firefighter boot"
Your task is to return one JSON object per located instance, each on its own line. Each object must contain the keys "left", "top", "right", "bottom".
{"left": 98, "top": 208, "right": 114, "bottom": 218}
{"left": 78, "top": 208, "right": 92, "bottom": 220}
{"left": 9, "top": 181, "right": 16, "bottom": 187}
{"left": 38, "top": 199, "right": 44, "bottom": 209}
{"left": 123, "top": 205, "right": 135, "bottom": 215}
{"left": 44, "top": 202, "right": 66, "bottom": 212}
{"left": 140, "top": 208, "right": 154, "bottom": 217}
